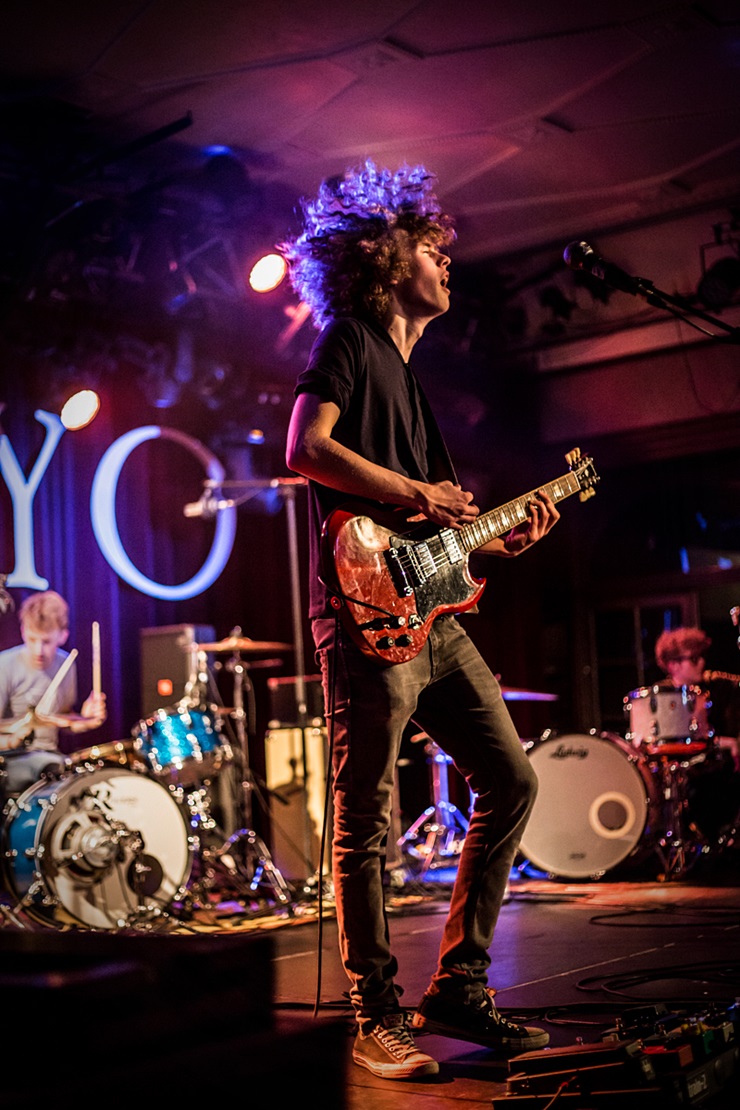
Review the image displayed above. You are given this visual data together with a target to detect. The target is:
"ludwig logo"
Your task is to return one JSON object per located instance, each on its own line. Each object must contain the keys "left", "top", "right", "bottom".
{"left": 550, "top": 743, "right": 588, "bottom": 760}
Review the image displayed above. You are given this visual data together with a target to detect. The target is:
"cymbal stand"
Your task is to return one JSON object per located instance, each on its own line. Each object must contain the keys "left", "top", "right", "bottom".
{"left": 204, "top": 638, "right": 292, "bottom": 911}
{"left": 398, "top": 737, "right": 470, "bottom": 879}
{"left": 651, "top": 751, "right": 711, "bottom": 880}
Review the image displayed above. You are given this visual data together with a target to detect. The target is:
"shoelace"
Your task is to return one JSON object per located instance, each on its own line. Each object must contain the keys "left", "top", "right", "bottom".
{"left": 376, "top": 1023, "right": 417, "bottom": 1059}
{"left": 478, "top": 989, "right": 526, "bottom": 1034}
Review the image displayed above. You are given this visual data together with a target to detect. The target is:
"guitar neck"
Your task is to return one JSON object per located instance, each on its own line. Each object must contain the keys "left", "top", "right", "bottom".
{"left": 459, "top": 470, "right": 583, "bottom": 553}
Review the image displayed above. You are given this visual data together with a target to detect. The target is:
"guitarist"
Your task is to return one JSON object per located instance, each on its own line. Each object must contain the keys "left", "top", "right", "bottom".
{"left": 283, "top": 160, "right": 559, "bottom": 1081}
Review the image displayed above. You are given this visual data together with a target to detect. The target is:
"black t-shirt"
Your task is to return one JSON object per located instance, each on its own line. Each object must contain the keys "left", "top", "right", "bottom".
{"left": 294, "top": 316, "right": 456, "bottom": 618}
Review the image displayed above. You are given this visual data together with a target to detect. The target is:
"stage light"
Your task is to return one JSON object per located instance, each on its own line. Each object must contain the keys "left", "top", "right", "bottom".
{"left": 697, "top": 255, "right": 740, "bottom": 308}
{"left": 60, "top": 389, "right": 100, "bottom": 430}
{"left": 249, "top": 253, "right": 287, "bottom": 293}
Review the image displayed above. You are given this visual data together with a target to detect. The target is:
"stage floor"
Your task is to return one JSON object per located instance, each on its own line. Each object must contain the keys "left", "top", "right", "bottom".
{"left": 265, "top": 853, "right": 740, "bottom": 1108}
{"left": 2, "top": 837, "right": 739, "bottom": 1108}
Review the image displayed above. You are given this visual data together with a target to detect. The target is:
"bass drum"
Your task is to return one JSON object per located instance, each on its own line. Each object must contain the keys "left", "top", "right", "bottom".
{"left": 2, "top": 766, "right": 193, "bottom": 929}
{"left": 520, "top": 731, "right": 660, "bottom": 880}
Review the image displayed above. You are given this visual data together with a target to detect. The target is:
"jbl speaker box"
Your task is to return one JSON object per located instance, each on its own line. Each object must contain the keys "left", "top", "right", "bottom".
{"left": 139, "top": 623, "right": 215, "bottom": 717}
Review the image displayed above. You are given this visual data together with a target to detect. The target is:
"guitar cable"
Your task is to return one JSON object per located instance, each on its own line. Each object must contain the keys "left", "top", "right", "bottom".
{"left": 312, "top": 606, "right": 340, "bottom": 1019}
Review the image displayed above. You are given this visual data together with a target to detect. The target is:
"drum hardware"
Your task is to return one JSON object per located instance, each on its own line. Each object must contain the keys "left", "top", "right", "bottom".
{"left": 398, "top": 733, "right": 470, "bottom": 877}
{"left": 1, "top": 765, "right": 193, "bottom": 930}
{"left": 182, "top": 632, "right": 294, "bottom": 913}
{"left": 649, "top": 752, "right": 712, "bottom": 881}
{"left": 184, "top": 477, "right": 310, "bottom": 908}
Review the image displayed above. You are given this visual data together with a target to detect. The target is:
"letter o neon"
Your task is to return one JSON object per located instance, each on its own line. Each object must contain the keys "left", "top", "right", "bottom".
{"left": 90, "top": 425, "right": 236, "bottom": 600}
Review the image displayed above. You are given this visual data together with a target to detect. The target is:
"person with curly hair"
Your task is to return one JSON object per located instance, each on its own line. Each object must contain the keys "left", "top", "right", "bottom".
{"left": 654, "top": 627, "right": 740, "bottom": 756}
{"left": 283, "top": 160, "right": 558, "bottom": 1080}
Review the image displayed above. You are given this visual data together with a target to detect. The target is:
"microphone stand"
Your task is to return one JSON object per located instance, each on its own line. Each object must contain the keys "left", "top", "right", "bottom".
{"left": 200, "top": 476, "right": 314, "bottom": 901}
{"left": 628, "top": 279, "right": 740, "bottom": 343}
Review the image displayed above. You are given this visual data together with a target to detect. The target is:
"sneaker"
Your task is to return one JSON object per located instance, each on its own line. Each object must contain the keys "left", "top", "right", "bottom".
{"left": 352, "top": 1013, "right": 440, "bottom": 1079}
{"left": 412, "top": 988, "right": 549, "bottom": 1052}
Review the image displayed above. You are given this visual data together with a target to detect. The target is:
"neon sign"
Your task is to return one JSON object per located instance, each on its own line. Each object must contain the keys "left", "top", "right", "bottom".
{"left": 0, "top": 412, "right": 237, "bottom": 599}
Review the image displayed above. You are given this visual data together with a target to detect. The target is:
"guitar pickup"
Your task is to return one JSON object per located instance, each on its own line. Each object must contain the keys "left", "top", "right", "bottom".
{"left": 408, "top": 541, "right": 436, "bottom": 582}
{"left": 385, "top": 545, "right": 414, "bottom": 596}
{"left": 440, "top": 529, "right": 463, "bottom": 563}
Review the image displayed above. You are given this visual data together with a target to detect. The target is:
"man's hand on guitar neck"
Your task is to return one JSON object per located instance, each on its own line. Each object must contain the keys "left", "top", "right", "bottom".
{"left": 499, "top": 490, "right": 560, "bottom": 557}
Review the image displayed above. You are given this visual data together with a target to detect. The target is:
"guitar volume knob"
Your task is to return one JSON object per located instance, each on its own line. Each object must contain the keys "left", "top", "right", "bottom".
{"left": 375, "top": 636, "right": 395, "bottom": 650}
{"left": 395, "top": 634, "right": 413, "bottom": 647}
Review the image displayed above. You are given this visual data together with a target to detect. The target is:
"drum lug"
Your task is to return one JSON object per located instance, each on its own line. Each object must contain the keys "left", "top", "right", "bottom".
{"left": 27, "top": 877, "right": 56, "bottom": 906}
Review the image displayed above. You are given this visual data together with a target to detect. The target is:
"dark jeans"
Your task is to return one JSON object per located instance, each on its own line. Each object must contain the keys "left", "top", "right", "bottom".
{"left": 313, "top": 613, "right": 539, "bottom": 1031}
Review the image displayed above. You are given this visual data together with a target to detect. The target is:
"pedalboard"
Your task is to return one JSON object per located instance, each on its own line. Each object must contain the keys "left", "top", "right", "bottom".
{"left": 493, "top": 1003, "right": 739, "bottom": 1107}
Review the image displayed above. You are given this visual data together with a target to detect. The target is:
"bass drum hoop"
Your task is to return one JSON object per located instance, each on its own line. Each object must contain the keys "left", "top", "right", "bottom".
{"left": 520, "top": 730, "right": 659, "bottom": 880}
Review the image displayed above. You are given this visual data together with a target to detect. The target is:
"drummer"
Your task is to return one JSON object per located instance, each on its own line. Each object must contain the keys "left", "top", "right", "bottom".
{"left": 0, "top": 590, "right": 107, "bottom": 803}
{"left": 654, "top": 626, "right": 740, "bottom": 770}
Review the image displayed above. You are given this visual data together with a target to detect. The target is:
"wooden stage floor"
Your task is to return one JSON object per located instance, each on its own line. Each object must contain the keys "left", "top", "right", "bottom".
{"left": 267, "top": 853, "right": 740, "bottom": 1109}
{"left": 1, "top": 837, "right": 738, "bottom": 1108}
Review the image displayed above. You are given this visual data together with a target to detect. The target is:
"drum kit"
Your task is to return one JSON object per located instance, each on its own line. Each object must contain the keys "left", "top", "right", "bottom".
{"left": 519, "top": 682, "right": 738, "bottom": 882}
{"left": 0, "top": 631, "right": 297, "bottom": 933}
{"left": 397, "top": 673, "right": 737, "bottom": 885}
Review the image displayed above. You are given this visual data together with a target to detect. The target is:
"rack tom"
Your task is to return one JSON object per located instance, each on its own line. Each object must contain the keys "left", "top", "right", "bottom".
{"left": 624, "top": 684, "right": 713, "bottom": 755}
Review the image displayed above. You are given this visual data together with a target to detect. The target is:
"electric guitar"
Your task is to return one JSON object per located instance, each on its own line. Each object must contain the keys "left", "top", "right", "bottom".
{"left": 321, "top": 448, "right": 600, "bottom": 665}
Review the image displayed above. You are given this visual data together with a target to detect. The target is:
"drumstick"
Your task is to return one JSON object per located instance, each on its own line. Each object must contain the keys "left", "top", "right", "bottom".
{"left": 92, "top": 621, "right": 101, "bottom": 695}
{"left": 35, "top": 648, "right": 78, "bottom": 716}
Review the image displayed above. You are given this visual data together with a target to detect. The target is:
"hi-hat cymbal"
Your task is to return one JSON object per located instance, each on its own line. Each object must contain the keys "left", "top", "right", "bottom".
{"left": 193, "top": 636, "right": 293, "bottom": 654}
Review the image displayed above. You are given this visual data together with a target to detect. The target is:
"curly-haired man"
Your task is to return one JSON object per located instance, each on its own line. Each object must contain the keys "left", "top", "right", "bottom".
{"left": 283, "top": 161, "right": 558, "bottom": 1079}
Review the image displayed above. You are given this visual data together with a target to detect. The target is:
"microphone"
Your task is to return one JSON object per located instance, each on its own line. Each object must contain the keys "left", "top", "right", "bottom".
{"left": 563, "top": 240, "right": 646, "bottom": 296}
{"left": 183, "top": 495, "right": 232, "bottom": 519}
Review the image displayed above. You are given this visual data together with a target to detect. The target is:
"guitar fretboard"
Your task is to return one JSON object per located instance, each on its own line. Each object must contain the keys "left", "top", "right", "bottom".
{"left": 459, "top": 471, "right": 583, "bottom": 553}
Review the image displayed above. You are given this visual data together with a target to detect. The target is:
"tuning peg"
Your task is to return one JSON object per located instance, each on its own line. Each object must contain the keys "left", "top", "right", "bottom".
{"left": 579, "top": 487, "right": 596, "bottom": 502}
{"left": 565, "top": 447, "right": 581, "bottom": 467}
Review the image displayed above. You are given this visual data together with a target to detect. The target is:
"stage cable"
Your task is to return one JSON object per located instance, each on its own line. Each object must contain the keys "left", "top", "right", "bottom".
{"left": 313, "top": 609, "right": 339, "bottom": 1019}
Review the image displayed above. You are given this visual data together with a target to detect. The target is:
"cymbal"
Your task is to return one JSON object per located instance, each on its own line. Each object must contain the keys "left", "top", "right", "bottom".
{"left": 501, "top": 686, "right": 559, "bottom": 702}
{"left": 193, "top": 636, "right": 293, "bottom": 654}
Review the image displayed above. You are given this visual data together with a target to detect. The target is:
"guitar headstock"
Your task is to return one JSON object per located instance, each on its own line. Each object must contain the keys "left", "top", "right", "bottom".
{"left": 565, "top": 447, "right": 600, "bottom": 502}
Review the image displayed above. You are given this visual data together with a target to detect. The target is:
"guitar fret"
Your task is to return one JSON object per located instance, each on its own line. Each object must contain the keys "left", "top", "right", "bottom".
{"left": 460, "top": 467, "right": 588, "bottom": 553}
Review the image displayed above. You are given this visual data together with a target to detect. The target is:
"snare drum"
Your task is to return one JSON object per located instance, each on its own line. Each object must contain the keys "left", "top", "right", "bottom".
{"left": 520, "top": 731, "right": 660, "bottom": 879}
{"left": 134, "top": 705, "right": 232, "bottom": 786}
{"left": 68, "top": 739, "right": 147, "bottom": 772}
{"left": 2, "top": 765, "right": 192, "bottom": 928}
{"left": 624, "top": 684, "right": 712, "bottom": 753}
